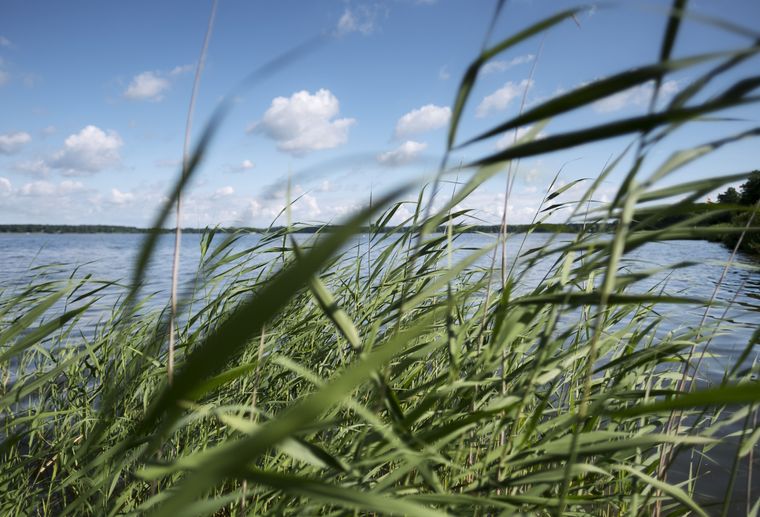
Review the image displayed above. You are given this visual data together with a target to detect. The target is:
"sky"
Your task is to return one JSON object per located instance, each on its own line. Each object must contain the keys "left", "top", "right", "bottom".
{"left": 1, "top": 0, "right": 759, "bottom": 227}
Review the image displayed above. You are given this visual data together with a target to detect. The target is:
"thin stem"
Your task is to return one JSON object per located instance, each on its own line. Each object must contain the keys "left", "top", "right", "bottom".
{"left": 168, "top": 0, "right": 219, "bottom": 385}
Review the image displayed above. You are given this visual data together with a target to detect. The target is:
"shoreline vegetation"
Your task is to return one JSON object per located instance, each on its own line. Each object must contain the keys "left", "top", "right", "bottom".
{"left": 2, "top": 3, "right": 760, "bottom": 516}
{"left": 0, "top": 222, "right": 605, "bottom": 234}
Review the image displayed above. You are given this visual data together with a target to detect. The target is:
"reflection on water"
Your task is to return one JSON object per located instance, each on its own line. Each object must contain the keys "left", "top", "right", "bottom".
{"left": 1, "top": 231, "right": 758, "bottom": 383}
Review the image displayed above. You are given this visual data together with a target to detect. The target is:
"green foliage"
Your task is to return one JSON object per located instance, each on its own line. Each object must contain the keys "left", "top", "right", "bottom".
{"left": 740, "top": 170, "right": 760, "bottom": 205}
{"left": 715, "top": 170, "right": 760, "bottom": 253}
{"left": 717, "top": 186, "right": 741, "bottom": 204}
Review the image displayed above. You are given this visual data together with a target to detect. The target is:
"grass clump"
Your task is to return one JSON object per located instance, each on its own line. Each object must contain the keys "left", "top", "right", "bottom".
{"left": 2, "top": 2, "right": 760, "bottom": 515}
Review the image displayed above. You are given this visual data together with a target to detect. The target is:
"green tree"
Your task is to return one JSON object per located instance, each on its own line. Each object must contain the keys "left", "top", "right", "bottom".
{"left": 717, "top": 186, "right": 741, "bottom": 204}
{"left": 739, "top": 170, "right": 760, "bottom": 205}
{"left": 718, "top": 187, "right": 742, "bottom": 205}
{"left": 714, "top": 171, "right": 760, "bottom": 255}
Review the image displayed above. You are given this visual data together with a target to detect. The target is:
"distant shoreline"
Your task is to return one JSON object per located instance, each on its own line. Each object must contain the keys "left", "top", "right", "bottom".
{"left": 0, "top": 223, "right": 604, "bottom": 235}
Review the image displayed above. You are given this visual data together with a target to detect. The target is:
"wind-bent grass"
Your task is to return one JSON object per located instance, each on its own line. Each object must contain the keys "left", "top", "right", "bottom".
{"left": 2, "top": 2, "right": 760, "bottom": 515}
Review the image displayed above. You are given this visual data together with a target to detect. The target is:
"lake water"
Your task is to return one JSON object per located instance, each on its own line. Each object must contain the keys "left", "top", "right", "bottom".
{"left": 2, "top": 232, "right": 757, "bottom": 383}
{"left": 1, "top": 231, "right": 758, "bottom": 512}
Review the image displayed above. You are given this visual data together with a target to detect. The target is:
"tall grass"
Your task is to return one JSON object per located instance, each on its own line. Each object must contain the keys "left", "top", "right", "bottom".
{"left": 2, "top": 2, "right": 760, "bottom": 515}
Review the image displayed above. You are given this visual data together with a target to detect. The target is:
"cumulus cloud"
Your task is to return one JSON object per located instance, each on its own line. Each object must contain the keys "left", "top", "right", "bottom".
{"left": 220, "top": 160, "right": 255, "bottom": 173}
{"left": 123, "top": 65, "right": 192, "bottom": 101}
{"left": 235, "top": 159, "right": 255, "bottom": 171}
{"left": 19, "top": 180, "right": 87, "bottom": 198}
{"left": 12, "top": 158, "right": 50, "bottom": 177}
{"left": 394, "top": 104, "right": 450, "bottom": 138}
{"left": 481, "top": 54, "right": 535, "bottom": 75}
{"left": 476, "top": 79, "right": 533, "bottom": 117}
{"left": 0, "top": 131, "right": 31, "bottom": 154}
{"left": 109, "top": 188, "right": 135, "bottom": 205}
{"left": 59, "top": 180, "right": 86, "bottom": 194}
{"left": 377, "top": 140, "right": 427, "bottom": 166}
{"left": 41, "top": 125, "right": 56, "bottom": 136}
{"left": 50, "top": 125, "right": 123, "bottom": 175}
{"left": 250, "top": 191, "right": 322, "bottom": 220}
{"left": 213, "top": 186, "right": 235, "bottom": 199}
{"left": 0, "top": 176, "right": 11, "bottom": 196}
{"left": 123, "top": 71, "right": 170, "bottom": 101}
{"left": 19, "top": 180, "right": 53, "bottom": 197}
{"left": 169, "top": 64, "right": 194, "bottom": 76}
{"left": 0, "top": 179, "right": 151, "bottom": 224}
{"left": 336, "top": 4, "right": 383, "bottom": 36}
{"left": 253, "top": 89, "right": 355, "bottom": 156}
{"left": 593, "top": 79, "right": 679, "bottom": 113}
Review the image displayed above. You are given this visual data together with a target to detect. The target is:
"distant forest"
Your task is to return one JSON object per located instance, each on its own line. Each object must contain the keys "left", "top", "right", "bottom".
{"left": 0, "top": 223, "right": 604, "bottom": 235}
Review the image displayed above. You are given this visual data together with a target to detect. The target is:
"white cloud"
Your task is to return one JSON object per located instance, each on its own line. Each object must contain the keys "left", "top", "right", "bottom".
{"left": 247, "top": 184, "right": 328, "bottom": 223}
{"left": 438, "top": 65, "right": 450, "bottom": 81}
{"left": 377, "top": 140, "right": 427, "bottom": 166}
{"left": 337, "top": 9, "right": 360, "bottom": 34}
{"left": 476, "top": 79, "right": 533, "bottom": 118}
{"left": 109, "top": 188, "right": 135, "bottom": 205}
{"left": 50, "top": 125, "right": 123, "bottom": 175}
{"left": 0, "top": 131, "right": 31, "bottom": 154}
{"left": 20, "top": 180, "right": 56, "bottom": 197}
{"left": 222, "top": 159, "right": 255, "bottom": 173}
{"left": 169, "top": 64, "right": 194, "bottom": 76}
{"left": 494, "top": 126, "right": 546, "bottom": 150}
{"left": 593, "top": 79, "right": 679, "bottom": 113}
{"left": 481, "top": 54, "right": 535, "bottom": 75}
{"left": 12, "top": 158, "right": 50, "bottom": 177}
{"left": 18, "top": 179, "right": 86, "bottom": 198}
{"left": 59, "top": 180, "right": 86, "bottom": 194}
{"left": 299, "top": 193, "right": 321, "bottom": 216}
{"left": 0, "top": 36, "right": 11, "bottom": 47}
{"left": 336, "top": 5, "right": 382, "bottom": 36}
{"left": 317, "top": 179, "right": 333, "bottom": 192}
{"left": 213, "top": 186, "right": 235, "bottom": 199}
{"left": 394, "top": 104, "right": 450, "bottom": 138}
{"left": 122, "top": 65, "right": 191, "bottom": 102}
{"left": 0, "top": 177, "right": 11, "bottom": 196}
{"left": 41, "top": 125, "right": 57, "bottom": 136}
{"left": 123, "top": 71, "right": 170, "bottom": 101}
{"left": 253, "top": 89, "right": 355, "bottom": 156}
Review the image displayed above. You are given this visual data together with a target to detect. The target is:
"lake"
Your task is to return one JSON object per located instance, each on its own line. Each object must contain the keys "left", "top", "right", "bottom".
{"left": 2, "top": 231, "right": 757, "bottom": 385}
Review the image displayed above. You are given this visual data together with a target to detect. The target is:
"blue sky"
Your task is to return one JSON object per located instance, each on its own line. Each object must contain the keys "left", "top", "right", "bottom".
{"left": 1, "top": 0, "right": 759, "bottom": 227}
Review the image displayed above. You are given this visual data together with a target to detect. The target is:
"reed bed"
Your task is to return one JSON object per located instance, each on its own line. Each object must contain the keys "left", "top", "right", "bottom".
{"left": 1, "top": 2, "right": 760, "bottom": 515}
